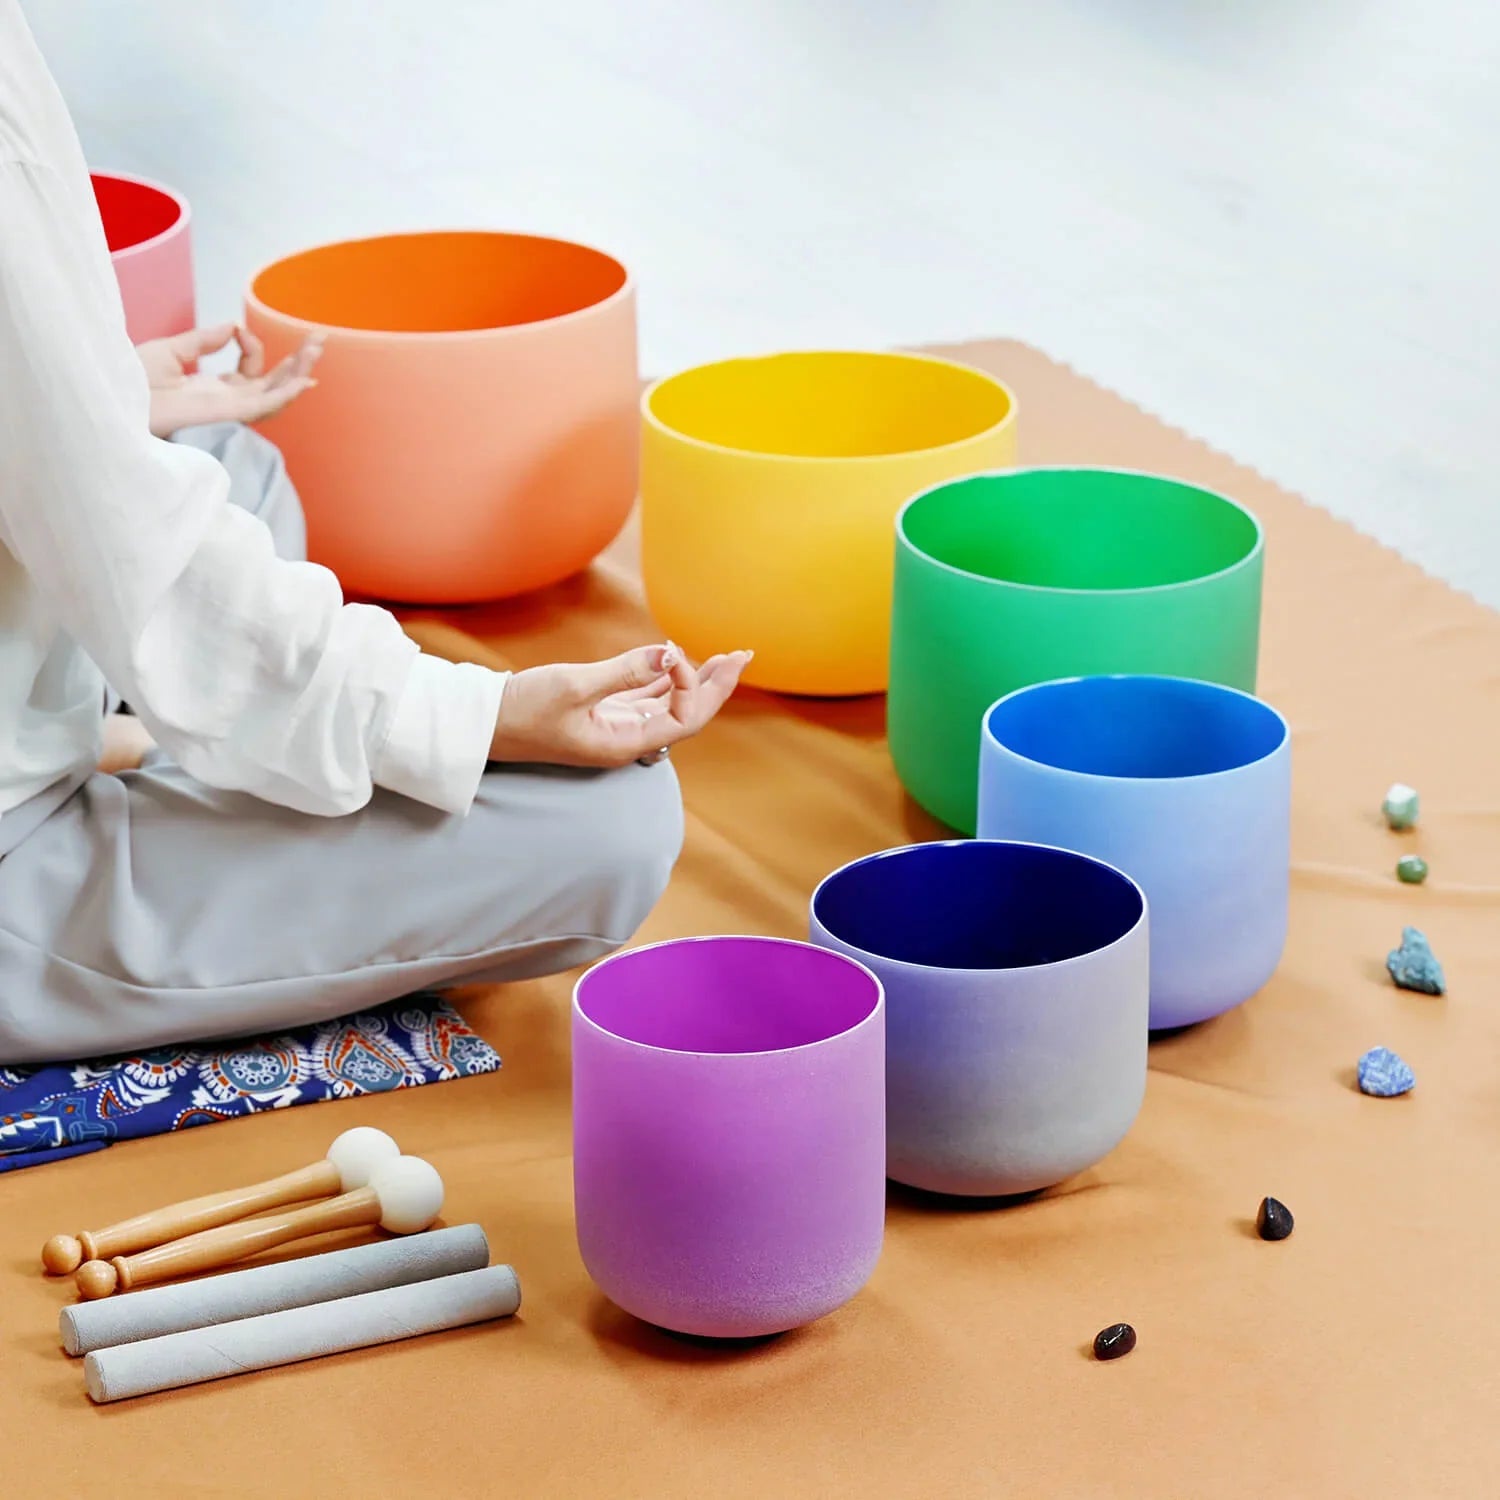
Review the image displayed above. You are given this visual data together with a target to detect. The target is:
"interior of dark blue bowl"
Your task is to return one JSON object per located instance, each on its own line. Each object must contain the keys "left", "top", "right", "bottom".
{"left": 813, "top": 841, "right": 1143, "bottom": 970}
{"left": 985, "top": 675, "right": 1287, "bottom": 779}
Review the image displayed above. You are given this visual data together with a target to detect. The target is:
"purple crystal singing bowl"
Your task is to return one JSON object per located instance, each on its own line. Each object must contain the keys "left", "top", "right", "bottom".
{"left": 572, "top": 936, "right": 886, "bottom": 1338}
{"left": 811, "top": 840, "right": 1150, "bottom": 1197}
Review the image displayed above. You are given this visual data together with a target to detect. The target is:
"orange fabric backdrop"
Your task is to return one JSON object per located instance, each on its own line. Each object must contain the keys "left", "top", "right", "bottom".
{"left": 4, "top": 341, "right": 1497, "bottom": 1497}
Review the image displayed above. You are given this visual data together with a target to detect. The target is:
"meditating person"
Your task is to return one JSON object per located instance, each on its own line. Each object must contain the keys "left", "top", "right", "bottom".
{"left": 0, "top": 2, "right": 749, "bottom": 1065}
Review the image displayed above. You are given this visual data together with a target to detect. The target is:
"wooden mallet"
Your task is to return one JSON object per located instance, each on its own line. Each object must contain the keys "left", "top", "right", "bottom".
{"left": 75, "top": 1154, "right": 444, "bottom": 1299}
{"left": 42, "top": 1126, "right": 400, "bottom": 1276}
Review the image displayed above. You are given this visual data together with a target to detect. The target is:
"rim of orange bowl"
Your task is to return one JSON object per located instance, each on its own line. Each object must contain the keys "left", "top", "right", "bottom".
{"left": 242, "top": 229, "right": 634, "bottom": 341}
{"left": 92, "top": 169, "right": 192, "bottom": 262}
{"left": 895, "top": 465, "right": 1265, "bottom": 597}
{"left": 640, "top": 350, "right": 1017, "bottom": 465}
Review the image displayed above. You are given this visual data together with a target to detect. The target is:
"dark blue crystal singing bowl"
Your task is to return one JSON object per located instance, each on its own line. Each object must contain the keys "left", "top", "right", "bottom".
{"left": 810, "top": 840, "right": 1150, "bottom": 1196}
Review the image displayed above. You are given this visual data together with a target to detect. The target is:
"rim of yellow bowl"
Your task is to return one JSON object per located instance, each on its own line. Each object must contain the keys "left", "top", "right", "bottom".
{"left": 243, "top": 229, "right": 634, "bottom": 342}
{"left": 641, "top": 350, "right": 1017, "bottom": 465}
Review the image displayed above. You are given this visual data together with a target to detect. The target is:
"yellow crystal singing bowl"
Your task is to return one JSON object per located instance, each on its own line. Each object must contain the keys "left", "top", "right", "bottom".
{"left": 641, "top": 351, "right": 1017, "bottom": 696}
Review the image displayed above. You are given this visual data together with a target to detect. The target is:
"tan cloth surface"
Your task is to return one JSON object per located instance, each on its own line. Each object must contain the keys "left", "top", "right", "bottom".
{"left": 4, "top": 340, "right": 1498, "bottom": 1497}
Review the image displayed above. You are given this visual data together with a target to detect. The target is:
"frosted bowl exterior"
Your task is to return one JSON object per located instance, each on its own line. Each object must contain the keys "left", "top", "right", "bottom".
{"left": 889, "top": 467, "right": 1264, "bottom": 832}
{"left": 573, "top": 936, "right": 885, "bottom": 1338}
{"left": 642, "top": 351, "right": 1017, "bottom": 696}
{"left": 92, "top": 171, "right": 195, "bottom": 344}
{"left": 978, "top": 674, "right": 1291, "bottom": 1028}
{"left": 245, "top": 231, "right": 638, "bottom": 603}
{"left": 811, "top": 840, "right": 1148, "bottom": 1197}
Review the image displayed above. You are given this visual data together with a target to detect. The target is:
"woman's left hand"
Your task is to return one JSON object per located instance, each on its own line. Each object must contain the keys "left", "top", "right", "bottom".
{"left": 138, "top": 323, "right": 323, "bottom": 439}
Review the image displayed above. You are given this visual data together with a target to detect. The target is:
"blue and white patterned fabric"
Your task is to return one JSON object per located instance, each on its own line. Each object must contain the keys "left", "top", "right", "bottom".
{"left": 0, "top": 997, "right": 500, "bottom": 1172}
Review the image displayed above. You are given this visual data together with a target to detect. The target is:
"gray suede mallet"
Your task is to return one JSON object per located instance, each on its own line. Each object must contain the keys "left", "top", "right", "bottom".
{"left": 84, "top": 1262, "right": 521, "bottom": 1402}
{"left": 62, "top": 1222, "right": 490, "bottom": 1357}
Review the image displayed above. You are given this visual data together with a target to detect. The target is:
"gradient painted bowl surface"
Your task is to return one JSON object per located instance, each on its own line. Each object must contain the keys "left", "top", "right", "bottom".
{"left": 573, "top": 936, "right": 886, "bottom": 1338}
{"left": 245, "top": 231, "right": 638, "bottom": 603}
{"left": 888, "top": 467, "right": 1264, "bottom": 833}
{"left": 978, "top": 675, "right": 1290, "bottom": 1029}
{"left": 811, "top": 840, "right": 1148, "bottom": 1197}
{"left": 92, "top": 171, "right": 195, "bottom": 344}
{"left": 642, "top": 351, "right": 1016, "bottom": 696}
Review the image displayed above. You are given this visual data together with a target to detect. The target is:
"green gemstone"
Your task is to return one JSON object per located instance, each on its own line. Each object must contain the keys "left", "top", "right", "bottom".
{"left": 1396, "top": 855, "right": 1429, "bottom": 885}
{"left": 1383, "top": 782, "right": 1420, "bottom": 831}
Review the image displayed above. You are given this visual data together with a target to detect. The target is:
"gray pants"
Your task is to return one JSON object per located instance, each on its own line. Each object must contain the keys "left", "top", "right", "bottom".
{"left": 0, "top": 424, "right": 683, "bottom": 1065}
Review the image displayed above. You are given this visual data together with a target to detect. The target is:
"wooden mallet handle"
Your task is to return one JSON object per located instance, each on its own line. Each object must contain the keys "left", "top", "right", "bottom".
{"left": 42, "top": 1126, "right": 399, "bottom": 1275}
{"left": 74, "top": 1155, "right": 444, "bottom": 1299}
{"left": 78, "top": 1188, "right": 380, "bottom": 1299}
{"left": 76, "top": 1161, "right": 339, "bottom": 1268}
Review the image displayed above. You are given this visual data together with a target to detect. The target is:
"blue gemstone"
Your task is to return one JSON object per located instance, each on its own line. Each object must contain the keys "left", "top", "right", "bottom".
{"left": 1386, "top": 925, "right": 1446, "bottom": 995}
{"left": 1357, "top": 1046, "right": 1416, "bottom": 1097}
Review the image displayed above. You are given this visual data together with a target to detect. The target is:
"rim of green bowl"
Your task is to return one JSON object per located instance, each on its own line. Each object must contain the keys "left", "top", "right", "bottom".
{"left": 895, "top": 466, "right": 1264, "bottom": 596}
{"left": 640, "top": 350, "right": 1017, "bottom": 465}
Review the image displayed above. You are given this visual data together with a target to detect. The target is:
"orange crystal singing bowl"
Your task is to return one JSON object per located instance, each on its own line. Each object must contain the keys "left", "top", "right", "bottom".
{"left": 641, "top": 352, "right": 1017, "bottom": 696}
{"left": 244, "top": 231, "right": 639, "bottom": 603}
{"left": 91, "top": 171, "right": 196, "bottom": 344}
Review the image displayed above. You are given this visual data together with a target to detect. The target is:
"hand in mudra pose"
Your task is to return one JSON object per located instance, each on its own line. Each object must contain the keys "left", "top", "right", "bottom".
{"left": 138, "top": 323, "right": 323, "bottom": 439}
{"left": 491, "top": 644, "right": 752, "bottom": 768}
{"left": 101, "top": 645, "right": 750, "bottom": 778}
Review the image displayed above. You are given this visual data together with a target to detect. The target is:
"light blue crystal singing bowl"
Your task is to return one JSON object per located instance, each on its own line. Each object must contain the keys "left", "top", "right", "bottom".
{"left": 977, "top": 675, "right": 1291, "bottom": 1029}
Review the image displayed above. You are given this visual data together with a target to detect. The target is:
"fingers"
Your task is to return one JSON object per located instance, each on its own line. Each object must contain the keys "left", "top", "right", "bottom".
{"left": 607, "top": 675, "right": 671, "bottom": 705}
{"left": 265, "top": 337, "right": 327, "bottom": 390}
{"left": 294, "top": 334, "right": 326, "bottom": 378}
{"left": 574, "top": 643, "right": 680, "bottom": 700}
{"left": 238, "top": 376, "right": 318, "bottom": 423}
{"left": 604, "top": 659, "right": 723, "bottom": 708}
{"left": 632, "top": 649, "right": 752, "bottom": 754}
{"left": 235, "top": 324, "right": 267, "bottom": 379}
{"left": 262, "top": 336, "right": 325, "bottom": 391}
{"left": 260, "top": 353, "right": 300, "bottom": 391}
{"left": 656, "top": 642, "right": 698, "bottom": 727}
{"left": 685, "top": 650, "right": 752, "bottom": 725}
{"left": 167, "top": 323, "right": 237, "bottom": 363}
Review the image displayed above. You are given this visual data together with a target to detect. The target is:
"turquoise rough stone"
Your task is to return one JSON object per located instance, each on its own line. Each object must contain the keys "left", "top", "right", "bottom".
{"left": 1382, "top": 782, "right": 1420, "bottom": 830}
{"left": 1387, "top": 925, "right": 1445, "bottom": 994}
{"left": 1396, "top": 855, "right": 1429, "bottom": 885}
{"left": 1357, "top": 1046, "right": 1416, "bottom": 1097}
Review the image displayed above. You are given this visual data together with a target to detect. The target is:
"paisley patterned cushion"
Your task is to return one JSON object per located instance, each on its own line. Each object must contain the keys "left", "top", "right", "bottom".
{"left": 0, "top": 997, "right": 500, "bottom": 1172}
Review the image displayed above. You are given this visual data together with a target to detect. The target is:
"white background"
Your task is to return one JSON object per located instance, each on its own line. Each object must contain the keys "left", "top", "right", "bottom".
{"left": 23, "top": 0, "right": 1500, "bottom": 605}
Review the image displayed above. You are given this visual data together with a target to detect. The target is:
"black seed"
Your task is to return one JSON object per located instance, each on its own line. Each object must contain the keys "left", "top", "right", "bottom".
{"left": 1256, "top": 1196, "right": 1295, "bottom": 1241}
{"left": 1093, "top": 1322, "right": 1136, "bottom": 1360}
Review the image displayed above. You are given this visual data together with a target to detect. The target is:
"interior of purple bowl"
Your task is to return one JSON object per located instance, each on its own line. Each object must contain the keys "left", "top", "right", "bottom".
{"left": 575, "top": 937, "right": 879, "bottom": 1055}
{"left": 813, "top": 840, "right": 1143, "bottom": 971}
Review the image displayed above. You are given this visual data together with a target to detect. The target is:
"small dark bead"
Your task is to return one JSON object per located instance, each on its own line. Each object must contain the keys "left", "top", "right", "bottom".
{"left": 1093, "top": 1322, "right": 1137, "bottom": 1361}
{"left": 1256, "top": 1196, "right": 1295, "bottom": 1241}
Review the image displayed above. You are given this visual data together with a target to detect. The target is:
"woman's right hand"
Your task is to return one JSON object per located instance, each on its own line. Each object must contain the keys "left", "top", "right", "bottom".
{"left": 488, "top": 643, "right": 752, "bottom": 769}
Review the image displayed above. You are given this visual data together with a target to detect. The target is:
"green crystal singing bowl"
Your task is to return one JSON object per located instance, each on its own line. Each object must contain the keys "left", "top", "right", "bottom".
{"left": 888, "top": 468, "right": 1265, "bottom": 833}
